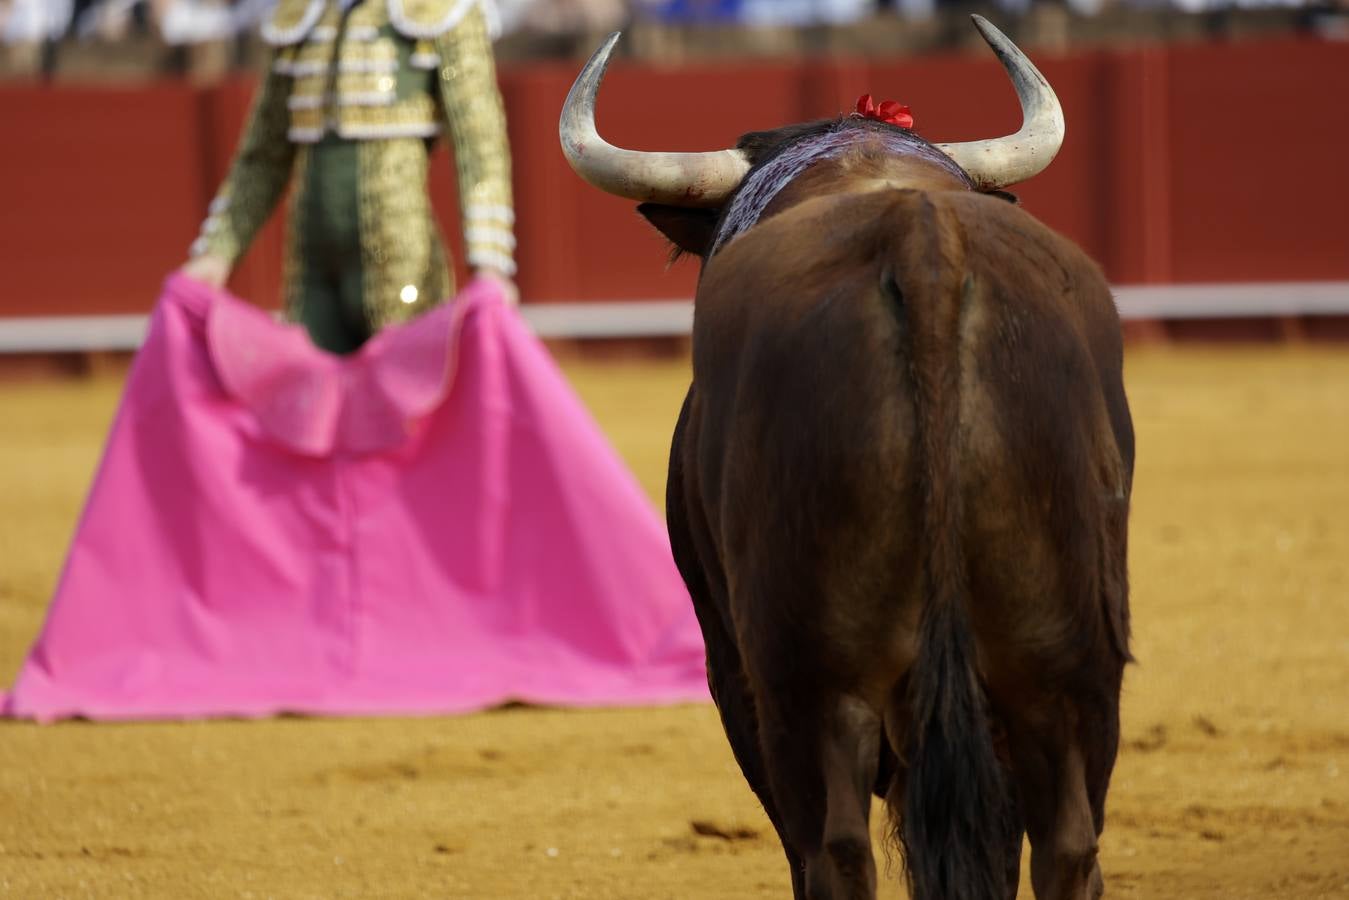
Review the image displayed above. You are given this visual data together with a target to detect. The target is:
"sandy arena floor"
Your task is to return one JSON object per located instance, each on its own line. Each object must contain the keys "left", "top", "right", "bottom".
{"left": 0, "top": 347, "right": 1346, "bottom": 899}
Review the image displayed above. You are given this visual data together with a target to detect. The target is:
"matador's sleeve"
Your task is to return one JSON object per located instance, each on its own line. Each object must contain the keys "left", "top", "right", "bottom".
{"left": 433, "top": 6, "right": 516, "bottom": 277}
{"left": 189, "top": 57, "right": 297, "bottom": 266}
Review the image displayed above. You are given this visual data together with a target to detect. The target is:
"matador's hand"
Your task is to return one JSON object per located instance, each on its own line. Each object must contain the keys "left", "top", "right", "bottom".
{"left": 180, "top": 254, "right": 231, "bottom": 288}
{"left": 474, "top": 267, "right": 519, "bottom": 307}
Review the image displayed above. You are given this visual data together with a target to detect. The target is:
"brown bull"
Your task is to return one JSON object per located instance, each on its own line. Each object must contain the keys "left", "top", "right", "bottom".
{"left": 562, "top": 19, "right": 1134, "bottom": 900}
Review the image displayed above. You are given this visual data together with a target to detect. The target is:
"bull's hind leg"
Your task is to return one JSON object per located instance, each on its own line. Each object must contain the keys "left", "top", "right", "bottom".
{"left": 988, "top": 717, "right": 1028, "bottom": 900}
{"left": 755, "top": 688, "right": 883, "bottom": 900}
{"left": 1008, "top": 708, "right": 1105, "bottom": 900}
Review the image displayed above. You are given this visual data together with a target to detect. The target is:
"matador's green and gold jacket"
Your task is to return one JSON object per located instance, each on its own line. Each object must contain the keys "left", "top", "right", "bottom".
{"left": 190, "top": 0, "right": 514, "bottom": 353}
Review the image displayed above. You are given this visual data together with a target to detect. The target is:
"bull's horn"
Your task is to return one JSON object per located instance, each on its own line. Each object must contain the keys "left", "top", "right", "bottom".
{"left": 559, "top": 32, "right": 751, "bottom": 207}
{"left": 936, "top": 16, "right": 1066, "bottom": 191}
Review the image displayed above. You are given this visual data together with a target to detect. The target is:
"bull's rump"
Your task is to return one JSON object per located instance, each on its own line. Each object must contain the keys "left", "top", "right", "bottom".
{"left": 689, "top": 187, "right": 1131, "bottom": 691}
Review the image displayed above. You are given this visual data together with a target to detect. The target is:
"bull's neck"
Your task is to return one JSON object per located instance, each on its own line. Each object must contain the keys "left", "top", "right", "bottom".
{"left": 712, "top": 125, "right": 968, "bottom": 255}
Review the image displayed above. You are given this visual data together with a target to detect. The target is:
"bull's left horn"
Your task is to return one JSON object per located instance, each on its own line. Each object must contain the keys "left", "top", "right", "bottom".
{"left": 560, "top": 32, "right": 751, "bottom": 207}
{"left": 936, "top": 16, "right": 1066, "bottom": 191}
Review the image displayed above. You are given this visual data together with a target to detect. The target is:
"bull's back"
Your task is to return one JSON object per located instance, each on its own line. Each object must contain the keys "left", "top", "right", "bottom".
{"left": 691, "top": 191, "right": 928, "bottom": 682}
{"left": 690, "top": 187, "right": 1131, "bottom": 682}
{"left": 939, "top": 192, "right": 1133, "bottom": 676}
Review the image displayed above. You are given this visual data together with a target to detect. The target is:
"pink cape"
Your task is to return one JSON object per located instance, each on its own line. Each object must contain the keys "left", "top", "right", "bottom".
{"left": 1, "top": 275, "right": 709, "bottom": 722}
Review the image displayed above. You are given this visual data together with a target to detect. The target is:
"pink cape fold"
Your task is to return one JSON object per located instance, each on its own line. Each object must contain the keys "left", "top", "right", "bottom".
{"left": 1, "top": 274, "right": 709, "bottom": 722}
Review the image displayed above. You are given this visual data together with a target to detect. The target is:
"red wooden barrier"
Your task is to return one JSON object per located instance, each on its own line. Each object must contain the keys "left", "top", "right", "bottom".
{"left": 0, "top": 37, "right": 1345, "bottom": 317}
{"left": 0, "top": 84, "right": 205, "bottom": 315}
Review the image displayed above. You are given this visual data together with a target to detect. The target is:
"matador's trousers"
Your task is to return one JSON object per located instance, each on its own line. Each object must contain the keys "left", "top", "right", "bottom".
{"left": 285, "top": 134, "right": 453, "bottom": 355}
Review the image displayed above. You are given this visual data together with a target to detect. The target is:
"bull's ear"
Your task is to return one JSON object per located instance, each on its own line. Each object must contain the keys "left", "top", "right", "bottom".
{"left": 989, "top": 190, "right": 1020, "bottom": 205}
{"left": 638, "top": 203, "right": 720, "bottom": 259}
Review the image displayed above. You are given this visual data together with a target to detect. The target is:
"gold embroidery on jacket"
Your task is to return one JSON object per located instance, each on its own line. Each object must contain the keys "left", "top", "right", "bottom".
{"left": 194, "top": 0, "right": 515, "bottom": 312}
{"left": 192, "top": 64, "right": 297, "bottom": 265}
{"left": 262, "top": 0, "right": 325, "bottom": 45}
{"left": 282, "top": 146, "right": 314, "bottom": 322}
{"left": 356, "top": 137, "right": 452, "bottom": 327}
{"left": 433, "top": 5, "right": 514, "bottom": 273}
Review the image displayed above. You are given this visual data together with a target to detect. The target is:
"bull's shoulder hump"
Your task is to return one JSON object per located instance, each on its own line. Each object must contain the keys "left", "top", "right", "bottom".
{"left": 945, "top": 191, "right": 1091, "bottom": 261}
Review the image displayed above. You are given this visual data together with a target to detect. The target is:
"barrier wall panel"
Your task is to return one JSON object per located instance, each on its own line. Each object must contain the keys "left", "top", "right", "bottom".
{"left": 1098, "top": 47, "right": 1174, "bottom": 284}
{"left": 1166, "top": 39, "right": 1349, "bottom": 283}
{"left": 502, "top": 65, "right": 584, "bottom": 303}
{"left": 1, "top": 39, "right": 1346, "bottom": 320}
{"left": 0, "top": 85, "right": 206, "bottom": 315}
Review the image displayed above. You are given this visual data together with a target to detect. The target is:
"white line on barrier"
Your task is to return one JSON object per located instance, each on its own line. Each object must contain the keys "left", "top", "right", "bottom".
{"left": 1, "top": 283, "right": 1347, "bottom": 353}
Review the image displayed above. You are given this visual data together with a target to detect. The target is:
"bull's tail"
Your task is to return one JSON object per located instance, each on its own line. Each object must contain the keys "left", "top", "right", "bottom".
{"left": 881, "top": 191, "right": 1011, "bottom": 900}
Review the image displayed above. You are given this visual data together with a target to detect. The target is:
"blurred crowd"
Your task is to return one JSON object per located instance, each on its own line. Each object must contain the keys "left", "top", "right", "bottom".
{"left": 1, "top": 0, "right": 259, "bottom": 45}
{"left": 7, "top": 0, "right": 874, "bottom": 47}
{"left": 2, "top": 0, "right": 1345, "bottom": 80}
{"left": 4, "top": 0, "right": 1343, "bottom": 42}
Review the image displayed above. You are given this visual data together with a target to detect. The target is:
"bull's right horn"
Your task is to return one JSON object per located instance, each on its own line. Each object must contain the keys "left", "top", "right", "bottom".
{"left": 936, "top": 16, "right": 1066, "bottom": 191}
{"left": 559, "top": 32, "right": 752, "bottom": 208}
